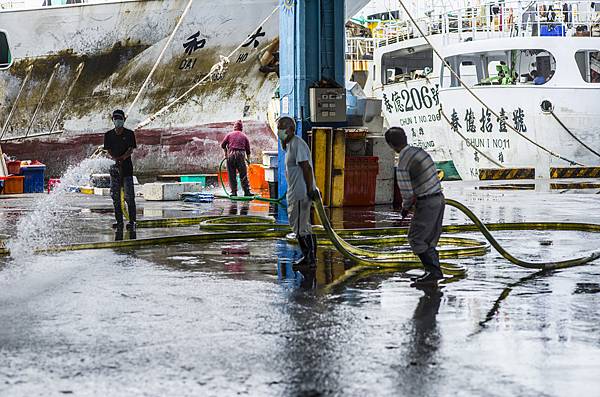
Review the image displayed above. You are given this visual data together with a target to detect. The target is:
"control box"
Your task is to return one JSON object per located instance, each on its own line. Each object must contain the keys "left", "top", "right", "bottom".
{"left": 309, "top": 87, "right": 346, "bottom": 123}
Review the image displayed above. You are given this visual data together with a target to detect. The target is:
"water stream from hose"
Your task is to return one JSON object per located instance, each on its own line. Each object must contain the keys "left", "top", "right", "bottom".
{"left": 6, "top": 158, "right": 113, "bottom": 259}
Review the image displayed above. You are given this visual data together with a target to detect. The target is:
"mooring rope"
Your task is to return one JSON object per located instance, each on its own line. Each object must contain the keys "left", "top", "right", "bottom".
{"left": 126, "top": 0, "right": 196, "bottom": 117}
{"left": 438, "top": 105, "right": 505, "bottom": 168}
{"left": 549, "top": 110, "right": 600, "bottom": 158}
{"left": 135, "top": 4, "right": 281, "bottom": 130}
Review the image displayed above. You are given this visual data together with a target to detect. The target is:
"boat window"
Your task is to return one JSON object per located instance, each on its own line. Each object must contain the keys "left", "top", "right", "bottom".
{"left": 575, "top": 50, "right": 600, "bottom": 83}
{"left": 381, "top": 48, "right": 433, "bottom": 85}
{"left": 0, "top": 32, "right": 11, "bottom": 70}
{"left": 442, "top": 49, "right": 556, "bottom": 88}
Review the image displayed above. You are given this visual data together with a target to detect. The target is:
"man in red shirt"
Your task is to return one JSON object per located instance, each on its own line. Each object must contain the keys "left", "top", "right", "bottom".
{"left": 221, "top": 120, "right": 252, "bottom": 196}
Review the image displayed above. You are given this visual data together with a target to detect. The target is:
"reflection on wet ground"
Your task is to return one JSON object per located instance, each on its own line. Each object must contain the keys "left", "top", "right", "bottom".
{"left": 1, "top": 182, "right": 600, "bottom": 396}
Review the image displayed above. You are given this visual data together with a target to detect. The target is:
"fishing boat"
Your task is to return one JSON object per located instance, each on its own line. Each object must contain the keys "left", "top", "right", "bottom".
{"left": 0, "top": 0, "right": 369, "bottom": 176}
{"left": 352, "top": 0, "right": 600, "bottom": 180}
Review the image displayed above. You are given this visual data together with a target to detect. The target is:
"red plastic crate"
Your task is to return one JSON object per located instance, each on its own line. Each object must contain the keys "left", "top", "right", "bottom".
{"left": 344, "top": 156, "right": 379, "bottom": 206}
{"left": 7, "top": 161, "right": 20, "bottom": 175}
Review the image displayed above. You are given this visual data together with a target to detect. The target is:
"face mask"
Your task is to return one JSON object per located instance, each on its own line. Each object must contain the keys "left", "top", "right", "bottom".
{"left": 113, "top": 119, "right": 125, "bottom": 129}
{"left": 277, "top": 129, "right": 287, "bottom": 142}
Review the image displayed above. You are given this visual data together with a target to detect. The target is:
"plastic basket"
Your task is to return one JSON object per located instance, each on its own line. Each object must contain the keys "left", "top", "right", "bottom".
{"left": 344, "top": 156, "right": 379, "bottom": 206}
{"left": 7, "top": 161, "right": 21, "bottom": 175}
{"left": 20, "top": 165, "right": 46, "bottom": 193}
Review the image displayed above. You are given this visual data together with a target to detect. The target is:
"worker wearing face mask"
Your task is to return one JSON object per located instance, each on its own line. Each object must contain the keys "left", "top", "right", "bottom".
{"left": 276, "top": 116, "right": 319, "bottom": 268}
{"left": 103, "top": 109, "right": 137, "bottom": 231}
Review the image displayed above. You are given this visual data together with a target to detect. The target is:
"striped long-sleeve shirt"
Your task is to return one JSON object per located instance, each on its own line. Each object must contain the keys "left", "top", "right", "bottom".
{"left": 396, "top": 146, "right": 442, "bottom": 210}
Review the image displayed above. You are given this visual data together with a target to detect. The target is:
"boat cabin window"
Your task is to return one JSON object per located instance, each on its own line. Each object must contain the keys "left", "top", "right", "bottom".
{"left": 381, "top": 48, "right": 433, "bottom": 85}
{"left": 0, "top": 32, "right": 11, "bottom": 70}
{"left": 441, "top": 49, "right": 556, "bottom": 88}
{"left": 575, "top": 50, "right": 600, "bottom": 83}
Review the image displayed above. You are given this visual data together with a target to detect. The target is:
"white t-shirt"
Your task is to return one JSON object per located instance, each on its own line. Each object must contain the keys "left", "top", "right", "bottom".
{"left": 284, "top": 136, "right": 315, "bottom": 202}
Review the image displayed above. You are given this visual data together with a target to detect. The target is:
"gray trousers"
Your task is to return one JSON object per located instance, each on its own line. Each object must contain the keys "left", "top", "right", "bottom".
{"left": 287, "top": 198, "right": 313, "bottom": 237}
{"left": 110, "top": 165, "right": 136, "bottom": 224}
{"left": 408, "top": 194, "right": 445, "bottom": 255}
{"left": 226, "top": 150, "right": 250, "bottom": 194}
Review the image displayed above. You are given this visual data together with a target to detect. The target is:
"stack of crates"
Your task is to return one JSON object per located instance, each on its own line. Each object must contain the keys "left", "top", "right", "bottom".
{"left": 0, "top": 160, "right": 46, "bottom": 194}
{"left": 1, "top": 160, "right": 24, "bottom": 194}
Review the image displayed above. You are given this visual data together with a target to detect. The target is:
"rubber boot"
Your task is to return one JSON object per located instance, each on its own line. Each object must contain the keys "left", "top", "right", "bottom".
{"left": 411, "top": 250, "right": 444, "bottom": 286}
{"left": 293, "top": 235, "right": 310, "bottom": 267}
{"left": 294, "top": 235, "right": 316, "bottom": 268}
{"left": 303, "top": 234, "right": 316, "bottom": 267}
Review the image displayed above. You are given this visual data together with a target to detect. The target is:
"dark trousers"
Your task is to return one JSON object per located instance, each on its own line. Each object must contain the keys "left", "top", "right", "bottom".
{"left": 408, "top": 194, "right": 445, "bottom": 271}
{"left": 110, "top": 165, "right": 136, "bottom": 224}
{"left": 226, "top": 150, "right": 250, "bottom": 194}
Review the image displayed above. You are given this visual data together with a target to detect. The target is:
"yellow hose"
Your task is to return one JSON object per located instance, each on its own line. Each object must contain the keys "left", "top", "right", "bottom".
{"left": 120, "top": 187, "right": 130, "bottom": 222}
{"left": 312, "top": 196, "right": 600, "bottom": 275}
{"left": 2, "top": 191, "right": 594, "bottom": 282}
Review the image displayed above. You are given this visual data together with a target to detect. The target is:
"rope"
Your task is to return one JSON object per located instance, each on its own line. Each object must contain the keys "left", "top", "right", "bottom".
{"left": 126, "top": 0, "right": 195, "bottom": 117}
{"left": 549, "top": 110, "right": 600, "bottom": 158}
{"left": 438, "top": 105, "right": 505, "bottom": 168}
{"left": 396, "top": 0, "right": 583, "bottom": 167}
{"left": 135, "top": 4, "right": 281, "bottom": 130}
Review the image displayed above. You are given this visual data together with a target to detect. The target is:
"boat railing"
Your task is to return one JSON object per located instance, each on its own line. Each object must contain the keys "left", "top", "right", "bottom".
{"left": 371, "top": 1, "right": 600, "bottom": 48}
{"left": 345, "top": 37, "right": 377, "bottom": 61}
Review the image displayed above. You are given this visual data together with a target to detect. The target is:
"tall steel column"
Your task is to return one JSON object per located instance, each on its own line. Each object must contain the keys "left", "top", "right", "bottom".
{"left": 277, "top": 0, "right": 346, "bottom": 199}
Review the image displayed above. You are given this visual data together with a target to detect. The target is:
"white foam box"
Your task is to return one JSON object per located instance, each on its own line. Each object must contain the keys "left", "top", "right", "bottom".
{"left": 264, "top": 166, "right": 278, "bottom": 183}
{"left": 262, "top": 151, "right": 279, "bottom": 168}
{"left": 94, "top": 187, "right": 111, "bottom": 196}
{"left": 375, "top": 178, "right": 395, "bottom": 205}
{"left": 142, "top": 183, "right": 185, "bottom": 201}
{"left": 179, "top": 182, "right": 203, "bottom": 193}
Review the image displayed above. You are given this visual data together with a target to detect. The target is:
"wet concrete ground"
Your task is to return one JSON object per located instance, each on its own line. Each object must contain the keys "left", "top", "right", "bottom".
{"left": 0, "top": 180, "right": 599, "bottom": 396}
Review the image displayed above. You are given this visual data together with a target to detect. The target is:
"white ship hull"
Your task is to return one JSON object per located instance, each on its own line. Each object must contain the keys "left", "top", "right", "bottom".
{"left": 0, "top": 0, "right": 369, "bottom": 175}
{"left": 441, "top": 85, "right": 600, "bottom": 179}
{"left": 381, "top": 79, "right": 451, "bottom": 162}
{"left": 371, "top": 3, "right": 600, "bottom": 181}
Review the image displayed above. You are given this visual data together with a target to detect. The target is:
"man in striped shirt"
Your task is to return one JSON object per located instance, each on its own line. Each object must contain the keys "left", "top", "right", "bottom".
{"left": 385, "top": 127, "right": 445, "bottom": 287}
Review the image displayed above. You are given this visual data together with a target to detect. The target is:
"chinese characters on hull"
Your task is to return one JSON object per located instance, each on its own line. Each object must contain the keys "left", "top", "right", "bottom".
{"left": 178, "top": 25, "right": 268, "bottom": 73}
{"left": 449, "top": 107, "right": 527, "bottom": 167}
{"left": 243, "top": 27, "right": 266, "bottom": 49}
{"left": 183, "top": 31, "right": 207, "bottom": 55}
{"left": 383, "top": 85, "right": 440, "bottom": 114}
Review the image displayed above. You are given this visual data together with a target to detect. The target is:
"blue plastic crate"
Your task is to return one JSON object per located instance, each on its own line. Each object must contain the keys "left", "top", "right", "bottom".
{"left": 20, "top": 165, "right": 46, "bottom": 193}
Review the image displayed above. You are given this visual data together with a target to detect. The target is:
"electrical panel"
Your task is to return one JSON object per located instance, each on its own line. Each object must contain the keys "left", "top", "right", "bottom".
{"left": 309, "top": 87, "right": 346, "bottom": 123}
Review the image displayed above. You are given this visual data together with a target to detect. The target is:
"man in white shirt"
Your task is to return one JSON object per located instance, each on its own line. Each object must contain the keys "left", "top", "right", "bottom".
{"left": 277, "top": 116, "right": 319, "bottom": 267}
